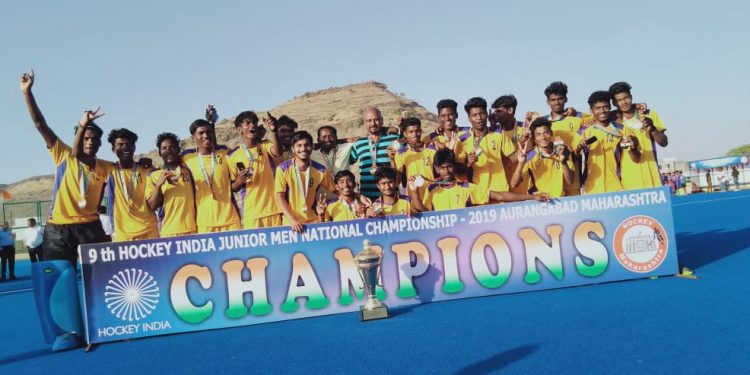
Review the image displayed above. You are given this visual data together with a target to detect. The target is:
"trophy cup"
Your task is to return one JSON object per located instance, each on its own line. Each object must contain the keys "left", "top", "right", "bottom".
{"left": 354, "top": 240, "right": 389, "bottom": 321}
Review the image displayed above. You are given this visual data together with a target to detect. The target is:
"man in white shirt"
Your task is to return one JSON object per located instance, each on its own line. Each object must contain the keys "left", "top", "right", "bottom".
{"left": 24, "top": 218, "right": 44, "bottom": 263}
{"left": 311, "top": 126, "right": 355, "bottom": 200}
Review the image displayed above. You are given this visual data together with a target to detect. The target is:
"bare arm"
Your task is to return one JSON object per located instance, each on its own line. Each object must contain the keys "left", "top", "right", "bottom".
{"left": 275, "top": 192, "right": 303, "bottom": 233}
{"left": 263, "top": 112, "right": 282, "bottom": 159}
{"left": 489, "top": 191, "right": 551, "bottom": 203}
{"left": 406, "top": 177, "right": 426, "bottom": 212}
{"left": 146, "top": 172, "right": 172, "bottom": 211}
{"left": 20, "top": 70, "right": 57, "bottom": 149}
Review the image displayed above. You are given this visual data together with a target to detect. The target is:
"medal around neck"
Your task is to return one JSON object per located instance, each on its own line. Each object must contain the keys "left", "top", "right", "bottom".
{"left": 414, "top": 175, "right": 425, "bottom": 188}
{"left": 354, "top": 240, "right": 389, "bottom": 321}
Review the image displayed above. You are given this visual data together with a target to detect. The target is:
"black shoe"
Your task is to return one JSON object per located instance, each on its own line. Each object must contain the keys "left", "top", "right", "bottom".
{"left": 9, "top": 275, "right": 16, "bottom": 280}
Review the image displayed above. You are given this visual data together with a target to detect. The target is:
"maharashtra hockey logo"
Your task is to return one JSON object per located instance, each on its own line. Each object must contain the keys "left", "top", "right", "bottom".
{"left": 104, "top": 268, "right": 160, "bottom": 322}
{"left": 613, "top": 215, "right": 668, "bottom": 273}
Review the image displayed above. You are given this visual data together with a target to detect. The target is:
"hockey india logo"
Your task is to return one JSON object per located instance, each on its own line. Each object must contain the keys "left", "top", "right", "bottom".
{"left": 613, "top": 215, "right": 668, "bottom": 273}
{"left": 104, "top": 268, "right": 160, "bottom": 322}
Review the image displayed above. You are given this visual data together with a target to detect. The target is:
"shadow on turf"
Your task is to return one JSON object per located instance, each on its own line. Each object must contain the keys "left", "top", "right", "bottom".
{"left": 454, "top": 344, "right": 538, "bottom": 374}
{"left": 0, "top": 348, "right": 55, "bottom": 366}
{"left": 677, "top": 227, "right": 750, "bottom": 269}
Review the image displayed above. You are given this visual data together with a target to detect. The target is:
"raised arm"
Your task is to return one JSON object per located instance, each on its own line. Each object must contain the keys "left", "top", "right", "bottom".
{"left": 263, "top": 112, "right": 282, "bottom": 159}
{"left": 20, "top": 70, "right": 57, "bottom": 149}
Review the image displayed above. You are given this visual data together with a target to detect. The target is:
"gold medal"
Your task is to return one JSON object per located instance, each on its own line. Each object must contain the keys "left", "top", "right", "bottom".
{"left": 78, "top": 199, "right": 87, "bottom": 209}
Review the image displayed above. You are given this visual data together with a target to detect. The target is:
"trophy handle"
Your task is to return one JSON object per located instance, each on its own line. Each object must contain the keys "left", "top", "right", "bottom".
{"left": 376, "top": 252, "right": 383, "bottom": 287}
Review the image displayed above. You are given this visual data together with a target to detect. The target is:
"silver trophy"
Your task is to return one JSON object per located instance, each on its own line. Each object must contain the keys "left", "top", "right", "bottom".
{"left": 354, "top": 240, "right": 389, "bottom": 321}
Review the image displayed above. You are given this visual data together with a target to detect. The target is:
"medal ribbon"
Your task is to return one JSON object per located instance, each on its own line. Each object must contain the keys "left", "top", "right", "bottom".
{"left": 321, "top": 146, "right": 336, "bottom": 173}
{"left": 198, "top": 152, "right": 217, "bottom": 195}
{"left": 77, "top": 161, "right": 91, "bottom": 205}
{"left": 116, "top": 162, "right": 138, "bottom": 202}
{"left": 241, "top": 143, "right": 256, "bottom": 166}
{"left": 472, "top": 129, "right": 487, "bottom": 151}
{"left": 368, "top": 136, "right": 380, "bottom": 171}
{"left": 593, "top": 123, "right": 622, "bottom": 138}
{"left": 293, "top": 160, "right": 311, "bottom": 212}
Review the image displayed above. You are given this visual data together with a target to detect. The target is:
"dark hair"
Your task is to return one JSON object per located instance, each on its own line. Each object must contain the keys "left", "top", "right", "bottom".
{"left": 290, "top": 130, "right": 313, "bottom": 146}
{"left": 436, "top": 99, "right": 458, "bottom": 113}
{"left": 234, "top": 111, "right": 259, "bottom": 128}
{"left": 464, "top": 97, "right": 488, "bottom": 114}
{"left": 530, "top": 118, "right": 552, "bottom": 134}
{"left": 491, "top": 95, "right": 517, "bottom": 111}
{"left": 189, "top": 119, "right": 213, "bottom": 135}
{"left": 107, "top": 128, "right": 138, "bottom": 145}
{"left": 277, "top": 115, "right": 298, "bottom": 129}
{"left": 334, "top": 170, "right": 356, "bottom": 183}
{"left": 317, "top": 125, "right": 337, "bottom": 139}
{"left": 156, "top": 132, "right": 180, "bottom": 149}
{"left": 544, "top": 81, "right": 568, "bottom": 98}
{"left": 27, "top": 217, "right": 36, "bottom": 224}
{"left": 434, "top": 148, "right": 456, "bottom": 167}
{"left": 588, "top": 91, "right": 612, "bottom": 107}
{"left": 79, "top": 123, "right": 104, "bottom": 139}
{"left": 608, "top": 81, "right": 632, "bottom": 96}
{"left": 402, "top": 117, "right": 421, "bottom": 130}
{"left": 374, "top": 166, "right": 398, "bottom": 183}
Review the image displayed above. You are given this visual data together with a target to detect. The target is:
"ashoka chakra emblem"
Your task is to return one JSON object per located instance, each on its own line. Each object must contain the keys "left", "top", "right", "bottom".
{"left": 104, "top": 268, "right": 160, "bottom": 322}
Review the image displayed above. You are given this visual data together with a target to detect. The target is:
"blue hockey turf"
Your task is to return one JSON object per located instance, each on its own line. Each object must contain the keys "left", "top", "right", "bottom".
{"left": 1, "top": 190, "right": 749, "bottom": 374}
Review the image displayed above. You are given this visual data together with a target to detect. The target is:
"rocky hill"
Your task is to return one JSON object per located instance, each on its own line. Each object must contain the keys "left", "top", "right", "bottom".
{"left": 3, "top": 81, "right": 438, "bottom": 205}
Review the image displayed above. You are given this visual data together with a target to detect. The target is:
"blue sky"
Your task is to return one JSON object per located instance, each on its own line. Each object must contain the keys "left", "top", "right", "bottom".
{"left": 2, "top": 0, "right": 748, "bottom": 183}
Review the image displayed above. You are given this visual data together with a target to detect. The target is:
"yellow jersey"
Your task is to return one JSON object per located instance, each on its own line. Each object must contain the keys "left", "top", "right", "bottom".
{"left": 324, "top": 197, "right": 361, "bottom": 222}
{"left": 422, "top": 131, "right": 467, "bottom": 163}
{"left": 181, "top": 146, "right": 241, "bottom": 231}
{"left": 144, "top": 166, "right": 197, "bottom": 237}
{"left": 546, "top": 112, "right": 584, "bottom": 196}
{"left": 619, "top": 109, "right": 666, "bottom": 190}
{"left": 521, "top": 148, "right": 575, "bottom": 198}
{"left": 395, "top": 145, "right": 437, "bottom": 197}
{"left": 581, "top": 123, "right": 635, "bottom": 194}
{"left": 423, "top": 182, "right": 489, "bottom": 211}
{"left": 460, "top": 129, "right": 516, "bottom": 192}
{"left": 106, "top": 163, "right": 159, "bottom": 240}
{"left": 372, "top": 195, "right": 412, "bottom": 216}
{"left": 228, "top": 141, "right": 282, "bottom": 227}
{"left": 47, "top": 139, "right": 113, "bottom": 225}
{"left": 274, "top": 159, "right": 336, "bottom": 224}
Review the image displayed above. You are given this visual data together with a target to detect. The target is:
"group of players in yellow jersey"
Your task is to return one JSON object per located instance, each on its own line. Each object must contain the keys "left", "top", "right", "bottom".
{"left": 20, "top": 70, "right": 667, "bottom": 266}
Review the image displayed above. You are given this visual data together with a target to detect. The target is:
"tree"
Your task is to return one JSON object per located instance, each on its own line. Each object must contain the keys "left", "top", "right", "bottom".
{"left": 726, "top": 144, "right": 750, "bottom": 157}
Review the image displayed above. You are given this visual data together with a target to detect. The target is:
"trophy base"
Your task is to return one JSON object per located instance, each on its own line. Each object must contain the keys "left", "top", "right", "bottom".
{"left": 359, "top": 304, "right": 389, "bottom": 321}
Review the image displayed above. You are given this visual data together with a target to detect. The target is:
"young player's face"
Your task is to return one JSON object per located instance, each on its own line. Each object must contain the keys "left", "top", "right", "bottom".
{"left": 318, "top": 128, "right": 337, "bottom": 151}
{"left": 376, "top": 177, "right": 398, "bottom": 197}
{"left": 438, "top": 107, "right": 458, "bottom": 130}
{"left": 403, "top": 125, "right": 422, "bottom": 145}
{"left": 82, "top": 129, "right": 102, "bottom": 156}
{"left": 192, "top": 125, "right": 215, "bottom": 151}
{"left": 278, "top": 125, "right": 295, "bottom": 147}
{"left": 27, "top": 219, "right": 36, "bottom": 227}
{"left": 159, "top": 138, "right": 181, "bottom": 165}
{"left": 336, "top": 175, "right": 356, "bottom": 197}
{"left": 533, "top": 126, "right": 553, "bottom": 148}
{"left": 436, "top": 162, "right": 455, "bottom": 181}
{"left": 112, "top": 137, "right": 136, "bottom": 163}
{"left": 364, "top": 109, "right": 383, "bottom": 135}
{"left": 468, "top": 107, "right": 488, "bottom": 129}
{"left": 590, "top": 101, "right": 611, "bottom": 123}
{"left": 238, "top": 119, "right": 263, "bottom": 143}
{"left": 613, "top": 92, "right": 633, "bottom": 112}
{"left": 547, "top": 93, "right": 567, "bottom": 113}
{"left": 293, "top": 138, "right": 312, "bottom": 160}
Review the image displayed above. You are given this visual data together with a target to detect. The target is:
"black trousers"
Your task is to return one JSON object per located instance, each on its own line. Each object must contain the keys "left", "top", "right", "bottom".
{"left": 43, "top": 221, "right": 109, "bottom": 266}
{"left": 0, "top": 245, "right": 15, "bottom": 279}
{"left": 27, "top": 245, "right": 43, "bottom": 263}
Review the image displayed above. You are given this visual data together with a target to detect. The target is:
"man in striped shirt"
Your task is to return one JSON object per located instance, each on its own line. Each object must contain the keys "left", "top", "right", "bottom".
{"left": 348, "top": 107, "right": 400, "bottom": 199}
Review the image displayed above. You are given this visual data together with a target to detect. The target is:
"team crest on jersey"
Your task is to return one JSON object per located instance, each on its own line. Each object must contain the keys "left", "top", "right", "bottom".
{"left": 613, "top": 215, "right": 668, "bottom": 273}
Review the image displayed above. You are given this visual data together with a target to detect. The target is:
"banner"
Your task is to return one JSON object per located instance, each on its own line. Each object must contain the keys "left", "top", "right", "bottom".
{"left": 79, "top": 187, "right": 678, "bottom": 344}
